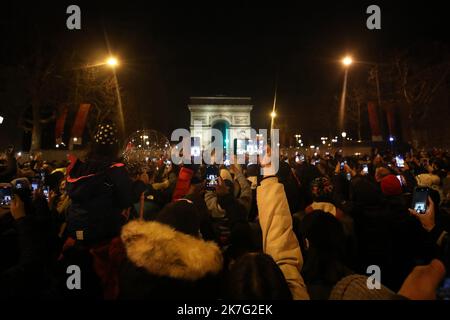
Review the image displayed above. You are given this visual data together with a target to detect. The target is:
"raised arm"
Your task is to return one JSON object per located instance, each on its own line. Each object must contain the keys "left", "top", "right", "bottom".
{"left": 257, "top": 176, "right": 309, "bottom": 300}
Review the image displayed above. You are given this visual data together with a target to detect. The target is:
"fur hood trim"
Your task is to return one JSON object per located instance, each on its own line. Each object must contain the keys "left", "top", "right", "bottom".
{"left": 121, "top": 220, "right": 223, "bottom": 281}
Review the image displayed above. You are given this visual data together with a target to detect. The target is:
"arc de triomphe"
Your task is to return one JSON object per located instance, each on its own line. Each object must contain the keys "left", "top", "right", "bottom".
{"left": 188, "top": 96, "right": 253, "bottom": 154}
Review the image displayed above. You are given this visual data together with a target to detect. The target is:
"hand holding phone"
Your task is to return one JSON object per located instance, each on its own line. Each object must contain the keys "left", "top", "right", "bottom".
{"left": 411, "top": 187, "right": 430, "bottom": 214}
{"left": 205, "top": 166, "right": 219, "bottom": 191}
{"left": 409, "top": 192, "right": 435, "bottom": 232}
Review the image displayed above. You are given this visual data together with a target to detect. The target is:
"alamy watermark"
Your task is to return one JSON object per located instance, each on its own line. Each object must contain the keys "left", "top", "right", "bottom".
{"left": 170, "top": 124, "right": 280, "bottom": 175}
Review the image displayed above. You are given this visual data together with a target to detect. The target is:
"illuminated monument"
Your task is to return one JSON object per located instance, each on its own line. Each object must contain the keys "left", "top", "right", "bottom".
{"left": 188, "top": 96, "right": 253, "bottom": 155}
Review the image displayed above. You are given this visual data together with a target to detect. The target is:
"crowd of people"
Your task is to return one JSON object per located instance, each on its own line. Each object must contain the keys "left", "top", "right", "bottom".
{"left": 1, "top": 123, "right": 450, "bottom": 300}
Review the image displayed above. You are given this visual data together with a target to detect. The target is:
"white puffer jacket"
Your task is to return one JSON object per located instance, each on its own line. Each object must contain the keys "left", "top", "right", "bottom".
{"left": 257, "top": 176, "right": 310, "bottom": 300}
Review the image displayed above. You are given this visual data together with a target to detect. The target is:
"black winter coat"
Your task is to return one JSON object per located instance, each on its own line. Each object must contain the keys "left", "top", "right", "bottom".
{"left": 66, "top": 158, "right": 133, "bottom": 244}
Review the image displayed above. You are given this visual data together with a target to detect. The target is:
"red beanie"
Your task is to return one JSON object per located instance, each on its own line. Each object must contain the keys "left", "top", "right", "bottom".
{"left": 380, "top": 175, "right": 402, "bottom": 196}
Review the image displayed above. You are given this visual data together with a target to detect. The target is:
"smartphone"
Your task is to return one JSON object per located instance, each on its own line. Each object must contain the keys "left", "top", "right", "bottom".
{"left": 15, "top": 182, "right": 24, "bottom": 189}
{"left": 340, "top": 161, "right": 346, "bottom": 170}
{"left": 0, "top": 184, "right": 13, "bottom": 207}
{"left": 412, "top": 187, "right": 430, "bottom": 214}
{"left": 362, "top": 164, "right": 369, "bottom": 174}
{"left": 395, "top": 155, "right": 405, "bottom": 168}
{"left": 295, "top": 155, "right": 304, "bottom": 163}
{"left": 43, "top": 186, "right": 50, "bottom": 201}
{"left": 205, "top": 166, "right": 219, "bottom": 191}
{"left": 31, "top": 182, "right": 39, "bottom": 191}
{"left": 346, "top": 172, "right": 352, "bottom": 181}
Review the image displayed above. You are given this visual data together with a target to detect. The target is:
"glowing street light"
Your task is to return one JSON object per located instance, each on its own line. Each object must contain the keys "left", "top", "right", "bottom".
{"left": 341, "top": 132, "right": 347, "bottom": 138}
{"left": 0, "top": 116, "right": 4, "bottom": 124}
{"left": 342, "top": 56, "right": 353, "bottom": 67}
{"left": 106, "top": 57, "right": 119, "bottom": 67}
{"left": 270, "top": 111, "right": 276, "bottom": 119}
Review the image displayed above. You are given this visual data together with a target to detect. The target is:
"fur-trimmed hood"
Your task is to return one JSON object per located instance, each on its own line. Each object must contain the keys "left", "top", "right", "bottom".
{"left": 121, "top": 220, "right": 223, "bottom": 281}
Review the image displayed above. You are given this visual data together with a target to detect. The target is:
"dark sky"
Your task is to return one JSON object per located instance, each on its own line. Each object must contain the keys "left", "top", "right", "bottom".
{"left": 2, "top": 0, "right": 448, "bottom": 146}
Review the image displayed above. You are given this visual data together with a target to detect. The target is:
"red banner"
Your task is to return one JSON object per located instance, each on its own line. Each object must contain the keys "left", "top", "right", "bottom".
{"left": 367, "top": 101, "right": 383, "bottom": 142}
{"left": 172, "top": 167, "right": 194, "bottom": 201}
{"left": 386, "top": 107, "right": 396, "bottom": 138}
{"left": 55, "top": 106, "right": 69, "bottom": 144}
{"left": 71, "top": 104, "right": 91, "bottom": 144}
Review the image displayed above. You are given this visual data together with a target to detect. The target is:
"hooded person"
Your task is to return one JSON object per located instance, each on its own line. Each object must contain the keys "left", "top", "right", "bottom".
{"left": 118, "top": 198, "right": 223, "bottom": 299}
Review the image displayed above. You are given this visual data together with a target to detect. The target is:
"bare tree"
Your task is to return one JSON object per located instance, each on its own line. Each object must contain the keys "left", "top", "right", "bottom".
{"left": 395, "top": 53, "right": 450, "bottom": 146}
{"left": 68, "top": 64, "right": 120, "bottom": 142}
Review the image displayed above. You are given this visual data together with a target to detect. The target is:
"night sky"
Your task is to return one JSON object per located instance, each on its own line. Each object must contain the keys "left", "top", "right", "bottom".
{"left": 1, "top": 1, "right": 448, "bottom": 147}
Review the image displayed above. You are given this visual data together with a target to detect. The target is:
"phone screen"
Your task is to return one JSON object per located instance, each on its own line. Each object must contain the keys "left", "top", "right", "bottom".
{"left": 362, "top": 165, "right": 369, "bottom": 174}
{"left": 205, "top": 166, "right": 219, "bottom": 190}
{"left": 43, "top": 186, "right": 50, "bottom": 201}
{"left": 412, "top": 187, "right": 429, "bottom": 214}
{"left": 396, "top": 156, "right": 405, "bottom": 168}
{"left": 0, "top": 186, "right": 12, "bottom": 207}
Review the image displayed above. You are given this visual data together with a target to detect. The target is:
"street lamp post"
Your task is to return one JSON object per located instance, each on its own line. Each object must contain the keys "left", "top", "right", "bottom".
{"left": 104, "top": 56, "right": 125, "bottom": 137}
{"left": 339, "top": 56, "right": 353, "bottom": 133}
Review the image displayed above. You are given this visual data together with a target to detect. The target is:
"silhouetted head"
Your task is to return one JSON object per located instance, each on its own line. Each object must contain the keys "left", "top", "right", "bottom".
{"left": 226, "top": 252, "right": 292, "bottom": 300}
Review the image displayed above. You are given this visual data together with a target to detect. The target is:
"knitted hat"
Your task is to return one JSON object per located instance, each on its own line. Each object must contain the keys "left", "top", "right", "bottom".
{"left": 93, "top": 122, "right": 119, "bottom": 145}
{"left": 156, "top": 199, "right": 200, "bottom": 237}
{"left": 380, "top": 175, "right": 402, "bottom": 196}
{"left": 329, "top": 274, "right": 397, "bottom": 300}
